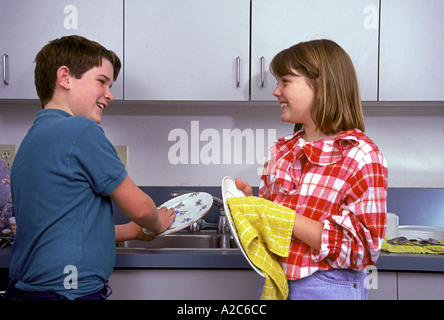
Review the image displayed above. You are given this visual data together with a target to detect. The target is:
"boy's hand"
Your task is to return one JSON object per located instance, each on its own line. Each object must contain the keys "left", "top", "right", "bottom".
{"left": 115, "top": 221, "right": 156, "bottom": 242}
{"left": 157, "top": 206, "right": 176, "bottom": 233}
{"left": 115, "top": 207, "right": 175, "bottom": 242}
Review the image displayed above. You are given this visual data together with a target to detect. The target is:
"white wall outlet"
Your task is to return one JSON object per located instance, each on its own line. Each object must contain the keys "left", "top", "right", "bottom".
{"left": 0, "top": 144, "right": 16, "bottom": 171}
{"left": 114, "top": 145, "right": 129, "bottom": 171}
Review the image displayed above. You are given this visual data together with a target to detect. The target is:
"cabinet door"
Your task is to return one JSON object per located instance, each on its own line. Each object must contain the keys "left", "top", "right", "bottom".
{"left": 398, "top": 272, "right": 444, "bottom": 300}
{"left": 252, "top": 0, "right": 379, "bottom": 101}
{"left": 379, "top": 0, "right": 444, "bottom": 101}
{"left": 0, "top": 0, "right": 123, "bottom": 100}
{"left": 124, "top": 0, "right": 250, "bottom": 101}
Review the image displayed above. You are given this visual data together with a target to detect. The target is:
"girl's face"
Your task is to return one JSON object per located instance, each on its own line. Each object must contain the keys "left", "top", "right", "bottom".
{"left": 68, "top": 59, "right": 114, "bottom": 124}
{"left": 273, "top": 70, "right": 316, "bottom": 127}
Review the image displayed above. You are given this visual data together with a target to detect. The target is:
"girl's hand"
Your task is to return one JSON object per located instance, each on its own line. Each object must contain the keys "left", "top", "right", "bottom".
{"left": 235, "top": 178, "right": 254, "bottom": 197}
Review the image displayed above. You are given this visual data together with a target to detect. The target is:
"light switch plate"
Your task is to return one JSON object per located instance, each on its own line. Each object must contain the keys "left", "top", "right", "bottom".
{"left": 114, "top": 145, "right": 128, "bottom": 171}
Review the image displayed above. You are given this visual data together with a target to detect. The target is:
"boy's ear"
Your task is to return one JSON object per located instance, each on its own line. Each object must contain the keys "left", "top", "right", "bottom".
{"left": 56, "top": 66, "right": 72, "bottom": 90}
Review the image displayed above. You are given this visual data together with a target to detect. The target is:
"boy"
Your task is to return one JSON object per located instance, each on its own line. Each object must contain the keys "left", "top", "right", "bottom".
{"left": 6, "top": 35, "right": 175, "bottom": 300}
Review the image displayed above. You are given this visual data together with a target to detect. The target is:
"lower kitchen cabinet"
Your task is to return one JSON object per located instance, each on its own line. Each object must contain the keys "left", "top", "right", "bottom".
{"left": 368, "top": 271, "right": 444, "bottom": 300}
{"left": 397, "top": 272, "right": 444, "bottom": 300}
{"left": 108, "top": 269, "right": 261, "bottom": 300}
{"left": 2, "top": 267, "right": 443, "bottom": 299}
{"left": 368, "top": 271, "right": 397, "bottom": 300}
{"left": 109, "top": 269, "right": 444, "bottom": 300}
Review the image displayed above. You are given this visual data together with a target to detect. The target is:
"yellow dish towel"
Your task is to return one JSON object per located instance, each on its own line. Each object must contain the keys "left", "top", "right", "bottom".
{"left": 227, "top": 196, "right": 295, "bottom": 300}
{"left": 381, "top": 237, "right": 444, "bottom": 254}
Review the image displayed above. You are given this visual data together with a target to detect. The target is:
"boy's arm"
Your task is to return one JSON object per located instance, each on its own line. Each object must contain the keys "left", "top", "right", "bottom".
{"left": 110, "top": 176, "right": 175, "bottom": 238}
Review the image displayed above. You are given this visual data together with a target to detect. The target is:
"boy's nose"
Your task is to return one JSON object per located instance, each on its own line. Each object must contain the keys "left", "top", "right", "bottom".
{"left": 105, "top": 88, "right": 114, "bottom": 101}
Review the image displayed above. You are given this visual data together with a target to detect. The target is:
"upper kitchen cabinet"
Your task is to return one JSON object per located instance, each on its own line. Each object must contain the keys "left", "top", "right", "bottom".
{"left": 251, "top": 0, "right": 379, "bottom": 101}
{"left": 0, "top": 0, "right": 123, "bottom": 100}
{"left": 379, "top": 0, "right": 444, "bottom": 101}
{"left": 124, "top": 0, "right": 250, "bottom": 101}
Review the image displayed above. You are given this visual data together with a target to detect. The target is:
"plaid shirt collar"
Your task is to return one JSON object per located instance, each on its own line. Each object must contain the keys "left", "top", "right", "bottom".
{"left": 274, "top": 129, "right": 361, "bottom": 166}
{"left": 264, "top": 129, "right": 363, "bottom": 194}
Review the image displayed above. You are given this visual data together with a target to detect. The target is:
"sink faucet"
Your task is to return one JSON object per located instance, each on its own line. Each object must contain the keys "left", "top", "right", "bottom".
{"left": 170, "top": 190, "right": 231, "bottom": 248}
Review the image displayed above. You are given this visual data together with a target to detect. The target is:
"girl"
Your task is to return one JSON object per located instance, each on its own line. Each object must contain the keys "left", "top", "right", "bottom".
{"left": 236, "top": 39, "right": 388, "bottom": 300}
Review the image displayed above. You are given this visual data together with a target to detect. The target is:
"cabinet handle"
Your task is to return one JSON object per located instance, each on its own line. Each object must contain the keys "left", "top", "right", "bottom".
{"left": 236, "top": 56, "right": 240, "bottom": 87}
{"left": 260, "top": 56, "right": 265, "bottom": 87}
{"left": 2, "top": 54, "right": 8, "bottom": 85}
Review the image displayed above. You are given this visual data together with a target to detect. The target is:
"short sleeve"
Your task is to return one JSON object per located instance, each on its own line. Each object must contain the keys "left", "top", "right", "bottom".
{"left": 71, "top": 122, "right": 127, "bottom": 196}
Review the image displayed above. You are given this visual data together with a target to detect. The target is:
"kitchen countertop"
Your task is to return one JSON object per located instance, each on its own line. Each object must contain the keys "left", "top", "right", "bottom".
{"left": 375, "top": 252, "right": 444, "bottom": 272}
{"left": 2, "top": 245, "right": 444, "bottom": 273}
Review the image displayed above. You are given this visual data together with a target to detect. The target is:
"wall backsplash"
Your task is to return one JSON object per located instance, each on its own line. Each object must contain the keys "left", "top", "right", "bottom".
{"left": 1, "top": 101, "right": 443, "bottom": 188}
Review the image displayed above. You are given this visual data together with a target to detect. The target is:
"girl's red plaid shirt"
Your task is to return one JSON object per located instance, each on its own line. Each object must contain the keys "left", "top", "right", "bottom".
{"left": 259, "top": 128, "right": 388, "bottom": 280}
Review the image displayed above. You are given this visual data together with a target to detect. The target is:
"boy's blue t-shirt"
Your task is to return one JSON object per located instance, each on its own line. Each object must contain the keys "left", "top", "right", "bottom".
{"left": 10, "top": 109, "right": 127, "bottom": 300}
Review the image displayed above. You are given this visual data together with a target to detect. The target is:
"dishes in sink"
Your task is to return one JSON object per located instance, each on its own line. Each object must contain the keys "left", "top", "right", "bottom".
{"left": 143, "top": 192, "right": 213, "bottom": 236}
{"left": 221, "top": 176, "right": 265, "bottom": 277}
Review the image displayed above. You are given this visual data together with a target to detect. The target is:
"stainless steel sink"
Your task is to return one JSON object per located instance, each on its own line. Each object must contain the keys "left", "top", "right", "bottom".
{"left": 116, "top": 230, "right": 238, "bottom": 250}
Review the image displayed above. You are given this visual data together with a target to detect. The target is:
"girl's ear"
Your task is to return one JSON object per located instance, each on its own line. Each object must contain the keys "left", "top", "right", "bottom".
{"left": 56, "top": 66, "right": 72, "bottom": 90}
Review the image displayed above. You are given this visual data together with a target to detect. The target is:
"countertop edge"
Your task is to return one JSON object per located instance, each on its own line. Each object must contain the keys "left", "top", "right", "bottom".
{"left": 2, "top": 249, "right": 444, "bottom": 273}
{"left": 112, "top": 250, "right": 444, "bottom": 273}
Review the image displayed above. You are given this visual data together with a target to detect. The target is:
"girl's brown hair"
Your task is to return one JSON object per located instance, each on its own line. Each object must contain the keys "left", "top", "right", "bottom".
{"left": 34, "top": 35, "right": 121, "bottom": 107}
{"left": 270, "top": 39, "right": 365, "bottom": 134}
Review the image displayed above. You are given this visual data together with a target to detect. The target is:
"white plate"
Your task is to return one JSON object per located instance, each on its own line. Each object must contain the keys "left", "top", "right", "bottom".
{"left": 221, "top": 176, "right": 265, "bottom": 277}
{"left": 145, "top": 192, "right": 213, "bottom": 236}
{"left": 398, "top": 225, "right": 444, "bottom": 241}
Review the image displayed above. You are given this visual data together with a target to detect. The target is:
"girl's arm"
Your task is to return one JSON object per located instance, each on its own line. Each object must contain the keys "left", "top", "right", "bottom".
{"left": 236, "top": 177, "right": 323, "bottom": 251}
{"left": 292, "top": 214, "right": 323, "bottom": 251}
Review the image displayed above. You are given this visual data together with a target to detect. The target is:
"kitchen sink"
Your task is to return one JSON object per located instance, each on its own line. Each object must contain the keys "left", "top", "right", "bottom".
{"left": 116, "top": 230, "right": 238, "bottom": 250}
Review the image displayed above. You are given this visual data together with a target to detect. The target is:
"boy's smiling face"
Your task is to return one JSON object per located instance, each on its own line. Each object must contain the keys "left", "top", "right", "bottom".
{"left": 67, "top": 58, "right": 114, "bottom": 124}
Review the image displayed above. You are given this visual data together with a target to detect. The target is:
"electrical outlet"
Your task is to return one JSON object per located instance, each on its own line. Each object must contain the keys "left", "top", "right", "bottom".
{"left": 0, "top": 144, "right": 16, "bottom": 171}
{"left": 114, "top": 145, "right": 128, "bottom": 171}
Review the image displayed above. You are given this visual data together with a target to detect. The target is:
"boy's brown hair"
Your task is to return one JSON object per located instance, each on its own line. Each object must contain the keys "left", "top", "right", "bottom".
{"left": 34, "top": 35, "right": 121, "bottom": 108}
{"left": 270, "top": 39, "right": 365, "bottom": 134}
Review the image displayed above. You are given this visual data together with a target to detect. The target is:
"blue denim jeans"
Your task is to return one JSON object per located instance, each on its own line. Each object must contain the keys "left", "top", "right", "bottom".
{"left": 260, "top": 269, "right": 368, "bottom": 300}
{"left": 4, "top": 278, "right": 112, "bottom": 300}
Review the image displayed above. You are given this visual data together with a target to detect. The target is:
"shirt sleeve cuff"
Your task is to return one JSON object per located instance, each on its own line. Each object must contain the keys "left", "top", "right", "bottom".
{"left": 311, "top": 220, "right": 340, "bottom": 263}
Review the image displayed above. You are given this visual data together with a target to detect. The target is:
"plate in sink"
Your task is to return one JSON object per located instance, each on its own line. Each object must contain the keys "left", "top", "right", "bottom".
{"left": 222, "top": 176, "right": 265, "bottom": 277}
{"left": 144, "top": 192, "right": 213, "bottom": 236}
